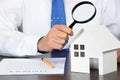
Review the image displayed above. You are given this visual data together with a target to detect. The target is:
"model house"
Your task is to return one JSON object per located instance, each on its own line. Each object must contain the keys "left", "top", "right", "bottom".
{"left": 70, "top": 25, "right": 120, "bottom": 75}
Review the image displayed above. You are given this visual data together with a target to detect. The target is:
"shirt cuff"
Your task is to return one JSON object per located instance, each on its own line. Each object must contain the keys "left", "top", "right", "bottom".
{"left": 22, "top": 35, "right": 42, "bottom": 56}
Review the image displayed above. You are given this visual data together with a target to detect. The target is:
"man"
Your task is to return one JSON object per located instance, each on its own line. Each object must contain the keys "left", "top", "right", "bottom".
{"left": 0, "top": 0, "right": 120, "bottom": 62}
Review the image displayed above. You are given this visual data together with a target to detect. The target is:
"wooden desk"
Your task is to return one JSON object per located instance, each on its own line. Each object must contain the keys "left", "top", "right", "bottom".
{"left": 0, "top": 56, "right": 120, "bottom": 80}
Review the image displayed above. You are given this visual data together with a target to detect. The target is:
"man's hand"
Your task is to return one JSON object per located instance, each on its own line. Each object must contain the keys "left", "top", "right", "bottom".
{"left": 37, "top": 25, "right": 73, "bottom": 52}
{"left": 117, "top": 48, "right": 120, "bottom": 63}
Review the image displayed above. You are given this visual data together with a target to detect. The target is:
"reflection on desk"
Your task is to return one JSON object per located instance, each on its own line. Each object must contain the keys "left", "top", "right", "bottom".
{"left": 71, "top": 64, "right": 120, "bottom": 80}
{"left": 0, "top": 55, "right": 120, "bottom": 80}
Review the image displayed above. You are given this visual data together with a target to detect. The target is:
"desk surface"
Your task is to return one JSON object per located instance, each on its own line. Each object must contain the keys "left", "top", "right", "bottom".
{"left": 0, "top": 56, "right": 120, "bottom": 80}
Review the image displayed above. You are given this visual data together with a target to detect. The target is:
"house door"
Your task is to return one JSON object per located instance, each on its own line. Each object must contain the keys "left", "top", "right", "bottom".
{"left": 90, "top": 58, "right": 99, "bottom": 74}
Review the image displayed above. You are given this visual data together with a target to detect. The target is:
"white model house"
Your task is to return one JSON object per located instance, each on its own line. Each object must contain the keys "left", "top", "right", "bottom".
{"left": 70, "top": 25, "right": 120, "bottom": 75}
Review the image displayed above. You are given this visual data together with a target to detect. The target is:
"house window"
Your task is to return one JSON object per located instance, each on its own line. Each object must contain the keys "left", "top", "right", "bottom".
{"left": 74, "top": 52, "right": 79, "bottom": 57}
{"left": 80, "top": 52, "right": 85, "bottom": 57}
{"left": 80, "top": 45, "right": 85, "bottom": 50}
{"left": 73, "top": 44, "right": 85, "bottom": 57}
{"left": 74, "top": 44, "right": 79, "bottom": 50}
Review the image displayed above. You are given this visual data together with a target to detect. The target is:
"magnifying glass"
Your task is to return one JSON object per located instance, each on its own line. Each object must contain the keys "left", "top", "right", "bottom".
{"left": 69, "top": 1, "right": 97, "bottom": 29}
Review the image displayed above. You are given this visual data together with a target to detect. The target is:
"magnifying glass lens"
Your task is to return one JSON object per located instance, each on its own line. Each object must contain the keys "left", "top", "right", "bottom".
{"left": 73, "top": 4, "right": 96, "bottom": 22}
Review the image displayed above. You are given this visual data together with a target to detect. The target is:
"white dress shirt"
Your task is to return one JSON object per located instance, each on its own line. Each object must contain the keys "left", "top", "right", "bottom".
{"left": 0, "top": 0, "right": 120, "bottom": 56}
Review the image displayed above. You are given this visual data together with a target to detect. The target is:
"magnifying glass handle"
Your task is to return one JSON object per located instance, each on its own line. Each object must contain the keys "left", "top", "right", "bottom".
{"left": 69, "top": 21, "right": 76, "bottom": 29}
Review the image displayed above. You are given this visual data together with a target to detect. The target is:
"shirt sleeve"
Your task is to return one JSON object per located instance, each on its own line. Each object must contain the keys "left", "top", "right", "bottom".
{"left": 0, "top": 0, "right": 41, "bottom": 56}
{"left": 101, "top": 0, "right": 120, "bottom": 40}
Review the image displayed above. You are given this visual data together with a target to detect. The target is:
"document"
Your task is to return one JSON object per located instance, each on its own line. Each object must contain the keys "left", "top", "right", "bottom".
{"left": 0, "top": 58, "right": 66, "bottom": 75}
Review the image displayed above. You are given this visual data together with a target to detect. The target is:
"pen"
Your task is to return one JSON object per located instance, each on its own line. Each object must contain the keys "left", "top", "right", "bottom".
{"left": 41, "top": 58, "right": 54, "bottom": 68}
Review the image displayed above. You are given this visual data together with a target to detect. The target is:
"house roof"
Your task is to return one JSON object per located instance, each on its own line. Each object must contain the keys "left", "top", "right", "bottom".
{"left": 74, "top": 25, "right": 120, "bottom": 52}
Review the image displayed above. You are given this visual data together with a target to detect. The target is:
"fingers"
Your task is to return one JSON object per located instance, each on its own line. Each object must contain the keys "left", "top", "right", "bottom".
{"left": 52, "top": 29, "right": 69, "bottom": 40}
{"left": 52, "top": 36, "right": 66, "bottom": 45}
{"left": 54, "top": 25, "right": 73, "bottom": 36}
{"left": 46, "top": 25, "right": 73, "bottom": 50}
{"left": 48, "top": 39, "right": 64, "bottom": 50}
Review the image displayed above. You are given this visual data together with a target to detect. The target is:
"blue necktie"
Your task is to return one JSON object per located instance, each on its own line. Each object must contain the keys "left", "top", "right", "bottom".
{"left": 51, "top": 0, "right": 66, "bottom": 27}
{"left": 51, "top": 0, "right": 69, "bottom": 58}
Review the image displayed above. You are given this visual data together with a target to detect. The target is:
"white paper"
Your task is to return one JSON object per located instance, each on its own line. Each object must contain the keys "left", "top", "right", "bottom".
{"left": 0, "top": 58, "right": 66, "bottom": 75}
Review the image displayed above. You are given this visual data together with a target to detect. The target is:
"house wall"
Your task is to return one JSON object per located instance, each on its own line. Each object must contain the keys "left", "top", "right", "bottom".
{"left": 71, "top": 57, "right": 90, "bottom": 73}
{"left": 70, "top": 31, "right": 101, "bottom": 73}
{"left": 99, "top": 50, "right": 117, "bottom": 75}
{"left": 71, "top": 29, "right": 102, "bottom": 58}
{"left": 70, "top": 41, "right": 90, "bottom": 73}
